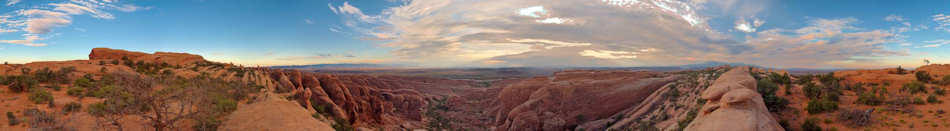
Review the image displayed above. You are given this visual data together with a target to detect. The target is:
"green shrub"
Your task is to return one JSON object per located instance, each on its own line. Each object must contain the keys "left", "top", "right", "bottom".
{"left": 64, "top": 102, "right": 82, "bottom": 112}
{"left": 917, "top": 71, "right": 933, "bottom": 83}
{"left": 803, "top": 83, "right": 823, "bottom": 99}
{"left": 935, "top": 87, "right": 947, "bottom": 96}
{"left": 212, "top": 96, "right": 238, "bottom": 113}
{"left": 192, "top": 117, "right": 221, "bottom": 131}
{"left": 86, "top": 85, "right": 117, "bottom": 98}
{"left": 73, "top": 77, "right": 94, "bottom": 88}
{"left": 758, "top": 79, "right": 788, "bottom": 112}
{"left": 6, "top": 112, "right": 17, "bottom": 126}
{"left": 856, "top": 91, "right": 884, "bottom": 106}
{"left": 67, "top": 87, "right": 85, "bottom": 97}
{"left": 802, "top": 118, "right": 822, "bottom": 131}
{"left": 942, "top": 75, "right": 950, "bottom": 85}
{"left": 913, "top": 97, "right": 926, "bottom": 105}
{"left": 928, "top": 94, "right": 942, "bottom": 104}
{"left": 46, "top": 85, "right": 62, "bottom": 91}
{"left": 8, "top": 76, "right": 38, "bottom": 93}
{"left": 806, "top": 99, "right": 838, "bottom": 114}
{"left": 28, "top": 88, "right": 54, "bottom": 104}
{"left": 901, "top": 81, "right": 927, "bottom": 94}
{"left": 332, "top": 117, "right": 355, "bottom": 131}
{"left": 897, "top": 66, "right": 906, "bottom": 74}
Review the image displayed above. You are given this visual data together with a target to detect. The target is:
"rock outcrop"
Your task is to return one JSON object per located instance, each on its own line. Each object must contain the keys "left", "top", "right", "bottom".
{"left": 490, "top": 70, "right": 678, "bottom": 131}
{"left": 88, "top": 47, "right": 205, "bottom": 65}
{"left": 220, "top": 93, "right": 334, "bottom": 131}
{"left": 684, "top": 67, "right": 784, "bottom": 131}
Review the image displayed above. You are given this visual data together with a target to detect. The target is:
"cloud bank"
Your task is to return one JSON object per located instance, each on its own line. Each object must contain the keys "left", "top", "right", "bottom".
{"left": 0, "top": 0, "right": 146, "bottom": 46}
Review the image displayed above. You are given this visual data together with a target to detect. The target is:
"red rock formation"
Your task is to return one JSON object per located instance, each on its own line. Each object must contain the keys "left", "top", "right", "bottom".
{"left": 685, "top": 67, "right": 783, "bottom": 131}
{"left": 88, "top": 48, "right": 205, "bottom": 65}
{"left": 491, "top": 70, "right": 678, "bottom": 131}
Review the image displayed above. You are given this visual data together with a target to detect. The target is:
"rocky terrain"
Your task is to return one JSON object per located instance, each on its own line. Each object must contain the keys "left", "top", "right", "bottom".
{"left": 2, "top": 48, "right": 949, "bottom": 131}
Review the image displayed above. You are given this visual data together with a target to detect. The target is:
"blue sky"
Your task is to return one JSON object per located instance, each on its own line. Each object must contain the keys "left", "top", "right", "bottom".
{"left": 1, "top": 0, "right": 949, "bottom": 68}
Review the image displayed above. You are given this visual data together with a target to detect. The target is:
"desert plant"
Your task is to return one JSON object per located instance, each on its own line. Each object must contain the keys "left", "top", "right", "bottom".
{"left": 838, "top": 109, "right": 873, "bottom": 127}
{"left": 803, "top": 83, "right": 823, "bottom": 99}
{"left": 901, "top": 81, "right": 927, "bottom": 94}
{"left": 758, "top": 79, "right": 788, "bottom": 112}
{"left": 64, "top": 102, "right": 82, "bottom": 113}
{"left": 856, "top": 91, "right": 884, "bottom": 106}
{"left": 7, "top": 112, "right": 18, "bottom": 126}
{"left": 927, "top": 94, "right": 942, "bottom": 104}
{"left": 896, "top": 66, "right": 906, "bottom": 74}
{"left": 806, "top": 99, "right": 838, "bottom": 114}
{"left": 935, "top": 87, "right": 947, "bottom": 96}
{"left": 913, "top": 97, "right": 926, "bottom": 105}
{"left": 916, "top": 71, "right": 933, "bottom": 83}
{"left": 67, "top": 87, "right": 84, "bottom": 97}
{"left": 73, "top": 77, "right": 94, "bottom": 88}
{"left": 802, "top": 117, "right": 822, "bottom": 131}
{"left": 8, "top": 76, "right": 38, "bottom": 93}
{"left": 28, "top": 88, "right": 54, "bottom": 104}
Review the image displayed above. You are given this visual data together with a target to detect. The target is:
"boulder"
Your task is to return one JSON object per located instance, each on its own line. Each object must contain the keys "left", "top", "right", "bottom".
{"left": 685, "top": 67, "right": 784, "bottom": 131}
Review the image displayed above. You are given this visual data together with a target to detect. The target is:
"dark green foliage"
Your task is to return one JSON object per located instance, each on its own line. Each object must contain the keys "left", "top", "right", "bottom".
{"left": 901, "top": 81, "right": 927, "bottom": 94}
{"left": 779, "top": 119, "right": 790, "bottom": 130}
{"left": 913, "top": 97, "right": 926, "bottom": 105}
{"left": 67, "top": 87, "right": 84, "bottom": 97}
{"left": 927, "top": 94, "right": 942, "bottom": 104}
{"left": 768, "top": 72, "right": 792, "bottom": 85}
{"left": 64, "top": 102, "right": 82, "bottom": 113}
{"left": 934, "top": 86, "right": 946, "bottom": 96}
{"left": 192, "top": 117, "right": 221, "bottom": 131}
{"left": 802, "top": 118, "right": 822, "bottom": 131}
{"left": 806, "top": 99, "right": 838, "bottom": 114}
{"left": 73, "top": 77, "right": 94, "bottom": 88}
{"left": 803, "top": 83, "right": 822, "bottom": 99}
{"left": 28, "top": 88, "right": 54, "bottom": 104}
{"left": 796, "top": 74, "right": 814, "bottom": 85}
{"left": 46, "top": 85, "right": 62, "bottom": 91}
{"left": 757, "top": 79, "right": 788, "bottom": 112}
{"left": 7, "top": 75, "right": 38, "bottom": 93}
{"left": 677, "top": 108, "right": 699, "bottom": 130}
{"left": 7, "top": 112, "right": 18, "bottom": 126}
{"left": 856, "top": 90, "right": 885, "bottom": 106}
{"left": 332, "top": 117, "right": 355, "bottom": 131}
{"left": 916, "top": 71, "right": 933, "bottom": 83}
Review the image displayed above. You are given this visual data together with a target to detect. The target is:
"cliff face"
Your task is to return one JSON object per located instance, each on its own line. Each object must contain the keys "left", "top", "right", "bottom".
{"left": 684, "top": 67, "right": 783, "bottom": 131}
{"left": 88, "top": 48, "right": 205, "bottom": 65}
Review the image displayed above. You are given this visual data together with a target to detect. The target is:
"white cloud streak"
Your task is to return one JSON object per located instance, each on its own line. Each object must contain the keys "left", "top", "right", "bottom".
{"left": 1, "top": 0, "right": 143, "bottom": 46}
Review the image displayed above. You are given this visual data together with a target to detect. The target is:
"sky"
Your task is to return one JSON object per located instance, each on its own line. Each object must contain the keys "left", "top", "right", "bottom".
{"left": 1, "top": 0, "right": 949, "bottom": 69}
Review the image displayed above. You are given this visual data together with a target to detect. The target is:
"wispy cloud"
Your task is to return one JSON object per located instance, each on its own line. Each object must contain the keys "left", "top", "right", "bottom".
{"left": 934, "top": 14, "right": 950, "bottom": 32}
{"left": 304, "top": 19, "right": 314, "bottom": 24}
{"left": 0, "top": 0, "right": 144, "bottom": 46}
{"left": 5, "top": 0, "right": 19, "bottom": 6}
{"left": 332, "top": 0, "right": 904, "bottom": 68}
{"left": 919, "top": 39, "right": 950, "bottom": 48}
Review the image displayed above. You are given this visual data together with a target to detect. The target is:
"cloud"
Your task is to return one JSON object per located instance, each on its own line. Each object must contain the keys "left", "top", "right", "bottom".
{"left": 5, "top": 0, "right": 19, "bottom": 6}
{"left": 334, "top": 0, "right": 903, "bottom": 68}
{"left": 885, "top": 14, "right": 904, "bottom": 22}
{"left": 934, "top": 14, "right": 950, "bottom": 32}
{"left": 304, "top": 19, "right": 313, "bottom": 24}
{"left": 0, "top": 0, "right": 143, "bottom": 46}
{"left": 919, "top": 39, "right": 950, "bottom": 48}
{"left": 0, "top": 34, "right": 46, "bottom": 46}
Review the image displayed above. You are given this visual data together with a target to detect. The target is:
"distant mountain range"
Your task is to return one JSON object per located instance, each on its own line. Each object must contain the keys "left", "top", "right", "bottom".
{"left": 269, "top": 63, "right": 394, "bottom": 69}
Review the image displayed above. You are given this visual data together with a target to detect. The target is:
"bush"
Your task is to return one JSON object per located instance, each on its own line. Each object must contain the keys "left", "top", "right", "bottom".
{"left": 856, "top": 91, "right": 884, "bottom": 106}
{"left": 64, "top": 102, "right": 82, "bottom": 112}
{"left": 916, "top": 71, "right": 933, "bottom": 83}
{"left": 928, "top": 94, "right": 942, "bottom": 104}
{"left": 896, "top": 66, "right": 906, "bottom": 74}
{"left": 73, "top": 77, "right": 94, "bottom": 88}
{"left": 901, "top": 81, "right": 927, "bottom": 94}
{"left": 46, "top": 85, "right": 62, "bottom": 91}
{"left": 758, "top": 79, "right": 788, "bottom": 112}
{"left": 913, "top": 97, "right": 926, "bottom": 105}
{"left": 803, "top": 83, "right": 823, "bottom": 99}
{"left": 212, "top": 96, "right": 237, "bottom": 113}
{"left": 806, "top": 99, "right": 838, "bottom": 114}
{"left": 332, "top": 117, "right": 355, "bottom": 131}
{"left": 28, "top": 88, "right": 54, "bottom": 104}
{"left": 8, "top": 76, "right": 38, "bottom": 93}
{"left": 67, "top": 87, "right": 85, "bottom": 97}
{"left": 802, "top": 118, "right": 822, "bottom": 131}
{"left": 7, "top": 112, "right": 18, "bottom": 126}
{"left": 838, "top": 109, "right": 872, "bottom": 127}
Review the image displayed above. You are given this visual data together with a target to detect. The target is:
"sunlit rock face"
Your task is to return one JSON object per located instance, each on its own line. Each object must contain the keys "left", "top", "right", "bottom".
{"left": 685, "top": 67, "right": 784, "bottom": 131}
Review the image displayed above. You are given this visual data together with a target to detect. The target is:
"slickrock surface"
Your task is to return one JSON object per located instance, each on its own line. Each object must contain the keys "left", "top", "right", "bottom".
{"left": 684, "top": 67, "right": 784, "bottom": 131}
